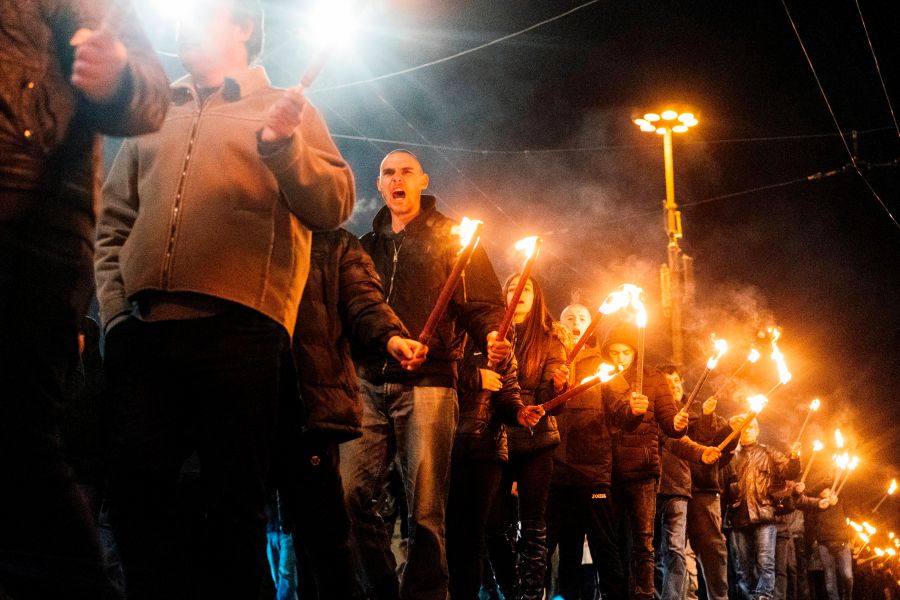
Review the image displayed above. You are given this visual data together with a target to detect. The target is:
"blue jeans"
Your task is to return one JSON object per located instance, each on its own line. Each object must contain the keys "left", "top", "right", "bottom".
{"left": 267, "top": 531, "right": 299, "bottom": 600}
{"left": 731, "top": 523, "right": 777, "bottom": 599}
{"left": 341, "top": 380, "right": 458, "bottom": 600}
{"left": 818, "top": 542, "right": 852, "bottom": 600}
{"left": 654, "top": 496, "right": 688, "bottom": 600}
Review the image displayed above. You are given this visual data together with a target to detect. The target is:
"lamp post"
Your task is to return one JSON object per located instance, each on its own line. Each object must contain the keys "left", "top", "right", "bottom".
{"left": 634, "top": 110, "right": 699, "bottom": 367}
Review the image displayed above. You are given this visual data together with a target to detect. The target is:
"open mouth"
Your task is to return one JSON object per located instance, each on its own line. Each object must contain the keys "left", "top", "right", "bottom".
{"left": 572, "top": 328, "right": 582, "bottom": 337}
{"left": 391, "top": 190, "right": 406, "bottom": 199}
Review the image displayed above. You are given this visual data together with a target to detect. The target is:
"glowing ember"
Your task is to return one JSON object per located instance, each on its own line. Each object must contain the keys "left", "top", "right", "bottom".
{"left": 453, "top": 217, "right": 482, "bottom": 250}
{"left": 707, "top": 338, "right": 729, "bottom": 369}
{"left": 813, "top": 439, "right": 824, "bottom": 452}
{"left": 810, "top": 398, "right": 821, "bottom": 411}
{"left": 514, "top": 236, "right": 540, "bottom": 260}
{"left": 835, "top": 428, "right": 845, "bottom": 449}
{"left": 768, "top": 327, "right": 792, "bottom": 384}
{"left": 747, "top": 348, "right": 761, "bottom": 363}
{"left": 890, "top": 479, "right": 898, "bottom": 495}
{"left": 748, "top": 394, "right": 768, "bottom": 413}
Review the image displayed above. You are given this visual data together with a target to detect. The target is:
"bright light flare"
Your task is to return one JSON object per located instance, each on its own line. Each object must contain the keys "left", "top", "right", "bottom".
{"left": 887, "top": 548, "right": 896, "bottom": 557}
{"left": 875, "top": 548, "right": 886, "bottom": 557}
{"left": 599, "top": 284, "right": 645, "bottom": 329}
{"left": 890, "top": 532, "right": 896, "bottom": 540}
{"left": 848, "top": 456, "right": 859, "bottom": 471}
{"left": 672, "top": 125, "right": 688, "bottom": 133}
{"left": 514, "top": 236, "right": 540, "bottom": 260}
{"left": 863, "top": 522, "right": 877, "bottom": 535}
{"left": 748, "top": 348, "right": 761, "bottom": 363}
{"left": 707, "top": 338, "right": 729, "bottom": 369}
{"left": 810, "top": 398, "right": 821, "bottom": 411}
{"left": 453, "top": 217, "right": 482, "bottom": 251}
{"left": 578, "top": 363, "right": 620, "bottom": 385}
{"left": 835, "top": 428, "right": 845, "bottom": 449}
{"left": 859, "top": 533, "right": 870, "bottom": 544}
{"left": 812, "top": 439, "right": 824, "bottom": 452}
{"left": 849, "top": 520, "right": 863, "bottom": 532}
{"left": 655, "top": 127, "right": 667, "bottom": 135}
{"left": 644, "top": 113, "right": 661, "bottom": 122}
{"left": 889, "top": 479, "right": 898, "bottom": 495}
{"left": 748, "top": 394, "right": 768, "bottom": 413}
{"left": 152, "top": 0, "right": 194, "bottom": 20}
{"left": 304, "top": 0, "right": 363, "bottom": 51}
{"left": 661, "top": 110, "right": 678, "bottom": 120}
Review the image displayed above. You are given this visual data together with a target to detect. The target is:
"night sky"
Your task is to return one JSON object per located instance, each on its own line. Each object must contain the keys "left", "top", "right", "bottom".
{"left": 134, "top": 0, "right": 900, "bottom": 521}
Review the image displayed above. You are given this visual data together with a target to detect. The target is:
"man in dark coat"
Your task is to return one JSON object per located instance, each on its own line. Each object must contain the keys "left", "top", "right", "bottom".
{"left": 0, "top": 2, "right": 168, "bottom": 597}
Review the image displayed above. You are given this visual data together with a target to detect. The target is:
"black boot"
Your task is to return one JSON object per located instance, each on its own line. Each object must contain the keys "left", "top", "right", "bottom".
{"left": 517, "top": 520, "right": 548, "bottom": 600}
{"left": 486, "top": 528, "right": 517, "bottom": 600}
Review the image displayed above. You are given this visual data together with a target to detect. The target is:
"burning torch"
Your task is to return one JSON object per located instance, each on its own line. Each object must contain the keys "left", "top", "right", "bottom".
{"left": 717, "top": 394, "right": 768, "bottom": 451}
{"left": 793, "top": 398, "right": 821, "bottom": 445}
{"left": 681, "top": 338, "right": 728, "bottom": 411}
{"left": 873, "top": 479, "right": 898, "bottom": 513}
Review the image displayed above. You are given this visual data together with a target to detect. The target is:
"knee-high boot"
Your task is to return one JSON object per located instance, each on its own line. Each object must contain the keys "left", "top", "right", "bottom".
{"left": 486, "top": 527, "right": 517, "bottom": 600}
{"left": 517, "top": 520, "right": 548, "bottom": 600}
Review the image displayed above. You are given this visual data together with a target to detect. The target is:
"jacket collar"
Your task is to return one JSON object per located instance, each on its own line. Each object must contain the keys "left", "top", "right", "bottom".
{"left": 170, "top": 66, "right": 271, "bottom": 105}
{"left": 371, "top": 194, "right": 439, "bottom": 238}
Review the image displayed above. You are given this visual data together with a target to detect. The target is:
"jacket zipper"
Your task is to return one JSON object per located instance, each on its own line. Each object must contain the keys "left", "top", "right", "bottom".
{"left": 161, "top": 92, "right": 209, "bottom": 287}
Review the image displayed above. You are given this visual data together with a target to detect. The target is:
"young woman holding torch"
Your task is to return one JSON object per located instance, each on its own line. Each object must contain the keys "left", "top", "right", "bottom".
{"left": 484, "top": 274, "right": 569, "bottom": 600}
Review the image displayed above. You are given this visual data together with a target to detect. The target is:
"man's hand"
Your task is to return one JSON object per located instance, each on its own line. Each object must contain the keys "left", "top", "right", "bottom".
{"left": 517, "top": 405, "right": 544, "bottom": 428}
{"left": 480, "top": 368, "right": 502, "bottom": 392}
{"left": 70, "top": 28, "right": 128, "bottom": 103}
{"left": 386, "top": 336, "right": 428, "bottom": 371}
{"left": 261, "top": 87, "right": 307, "bottom": 142}
{"left": 818, "top": 498, "right": 831, "bottom": 510}
{"left": 701, "top": 446, "right": 722, "bottom": 464}
{"left": 629, "top": 392, "right": 649, "bottom": 416}
{"left": 702, "top": 395, "right": 718, "bottom": 416}
{"left": 486, "top": 331, "right": 511, "bottom": 364}
{"left": 673, "top": 410, "right": 689, "bottom": 432}
{"left": 551, "top": 364, "right": 569, "bottom": 392}
{"left": 793, "top": 481, "right": 806, "bottom": 495}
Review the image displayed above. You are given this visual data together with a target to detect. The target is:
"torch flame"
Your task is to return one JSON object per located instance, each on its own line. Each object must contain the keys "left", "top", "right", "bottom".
{"left": 859, "top": 532, "right": 870, "bottom": 544}
{"left": 768, "top": 327, "right": 792, "bottom": 384}
{"left": 706, "top": 338, "right": 729, "bottom": 369}
{"left": 834, "top": 452, "right": 849, "bottom": 470}
{"left": 598, "top": 284, "right": 647, "bottom": 327}
{"left": 514, "top": 235, "right": 540, "bottom": 260}
{"left": 748, "top": 394, "right": 768, "bottom": 413}
{"left": 747, "top": 348, "right": 761, "bottom": 363}
{"left": 890, "top": 532, "right": 896, "bottom": 540}
{"left": 580, "top": 363, "right": 620, "bottom": 385}
{"left": 889, "top": 479, "right": 898, "bottom": 495}
{"left": 848, "top": 456, "right": 859, "bottom": 471}
{"left": 875, "top": 547, "right": 885, "bottom": 557}
{"left": 453, "top": 217, "right": 482, "bottom": 250}
{"left": 835, "top": 428, "right": 845, "bottom": 449}
{"left": 887, "top": 547, "right": 896, "bottom": 557}
{"left": 810, "top": 398, "right": 821, "bottom": 411}
{"left": 863, "top": 522, "right": 876, "bottom": 535}
{"left": 849, "top": 520, "right": 863, "bottom": 532}
{"left": 813, "top": 439, "right": 824, "bottom": 452}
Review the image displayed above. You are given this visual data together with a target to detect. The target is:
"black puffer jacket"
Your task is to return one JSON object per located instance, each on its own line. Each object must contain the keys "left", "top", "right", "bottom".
{"left": 0, "top": 0, "right": 168, "bottom": 241}
{"left": 609, "top": 363, "right": 684, "bottom": 482}
{"left": 453, "top": 339, "right": 524, "bottom": 463}
{"left": 687, "top": 407, "right": 739, "bottom": 493}
{"left": 551, "top": 346, "right": 641, "bottom": 487}
{"left": 507, "top": 324, "right": 567, "bottom": 455}
{"left": 726, "top": 442, "right": 801, "bottom": 527}
{"left": 358, "top": 195, "right": 504, "bottom": 388}
{"left": 293, "top": 229, "right": 407, "bottom": 442}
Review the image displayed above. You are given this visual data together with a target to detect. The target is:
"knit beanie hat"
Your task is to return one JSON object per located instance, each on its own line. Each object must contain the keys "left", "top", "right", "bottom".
{"left": 601, "top": 321, "right": 639, "bottom": 361}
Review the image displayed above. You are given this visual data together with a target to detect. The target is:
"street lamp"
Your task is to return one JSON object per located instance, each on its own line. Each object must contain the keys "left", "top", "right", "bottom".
{"left": 633, "top": 109, "right": 699, "bottom": 367}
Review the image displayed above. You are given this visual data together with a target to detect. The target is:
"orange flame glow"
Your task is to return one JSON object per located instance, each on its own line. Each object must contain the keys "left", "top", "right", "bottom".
{"left": 835, "top": 428, "right": 845, "bottom": 449}
{"left": 579, "top": 363, "right": 621, "bottom": 386}
{"left": 812, "top": 439, "right": 824, "bottom": 452}
{"left": 810, "top": 398, "right": 821, "bottom": 411}
{"left": 707, "top": 338, "right": 729, "bottom": 369}
{"left": 747, "top": 348, "right": 761, "bottom": 363}
{"left": 768, "top": 327, "right": 792, "bottom": 384}
{"left": 889, "top": 479, "right": 898, "bottom": 495}
{"left": 748, "top": 394, "right": 768, "bottom": 413}
{"left": 514, "top": 235, "right": 540, "bottom": 260}
{"left": 863, "top": 522, "right": 876, "bottom": 535}
{"left": 598, "top": 284, "right": 647, "bottom": 328}
{"left": 453, "top": 217, "right": 482, "bottom": 250}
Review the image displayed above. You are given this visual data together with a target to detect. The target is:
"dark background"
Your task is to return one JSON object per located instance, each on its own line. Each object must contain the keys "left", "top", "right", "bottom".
{"left": 130, "top": 0, "right": 900, "bottom": 522}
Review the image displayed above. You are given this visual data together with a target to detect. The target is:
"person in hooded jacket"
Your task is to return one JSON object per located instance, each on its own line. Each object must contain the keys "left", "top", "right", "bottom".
{"left": 603, "top": 322, "right": 688, "bottom": 600}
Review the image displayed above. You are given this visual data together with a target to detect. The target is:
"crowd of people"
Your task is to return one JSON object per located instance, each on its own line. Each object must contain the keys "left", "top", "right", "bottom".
{"left": 0, "top": 1, "right": 893, "bottom": 600}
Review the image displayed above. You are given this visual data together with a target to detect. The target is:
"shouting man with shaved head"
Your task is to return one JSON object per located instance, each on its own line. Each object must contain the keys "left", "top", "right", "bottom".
{"left": 342, "top": 150, "right": 511, "bottom": 600}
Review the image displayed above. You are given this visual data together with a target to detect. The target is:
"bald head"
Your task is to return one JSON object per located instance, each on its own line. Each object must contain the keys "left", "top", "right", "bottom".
{"left": 377, "top": 149, "right": 429, "bottom": 232}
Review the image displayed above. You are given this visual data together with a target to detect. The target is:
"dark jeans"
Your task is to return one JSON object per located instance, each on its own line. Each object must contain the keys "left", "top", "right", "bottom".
{"left": 654, "top": 496, "right": 688, "bottom": 600}
{"left": 486, "top": 448, "right": 554, "bottom": 599}
{"left": 279, "top": 431, "right": 360, "bottom": 600}
{"left": 547, "top": 485, "right": 626, "bottom": 600}
{"left": 447, "top": 460, "right": 502, "bottom": 600}
{"left": 686, "top": 493, "right": 729, "bottom": 600}
{"left": 614, "top": 478, "right": 658, "bottom": 600}
{"left": 775, "top": 530, "right": 795, "bottom": 600}
{"left": 0, "top": 226, "right": 119, "bottom": 599}
{"left": 818, "top": 542, "right": 852, "bottom": 600}
{"left": 731, "top": 523, "right": 777, "bottom": 600}
{"left": 104, "top": 310, "right": 286, "bottom": 600}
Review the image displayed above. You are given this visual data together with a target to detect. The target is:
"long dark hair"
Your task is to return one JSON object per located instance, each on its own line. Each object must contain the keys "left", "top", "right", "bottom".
{"left": 503, "top": 273, "right": 557, "bottom": 382}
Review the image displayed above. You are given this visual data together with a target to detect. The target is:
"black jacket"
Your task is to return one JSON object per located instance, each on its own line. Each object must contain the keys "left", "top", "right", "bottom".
{"left": 0, "top": 0, "right": 168, "bottom": 242}
{"left": 453, "top": 340, "right": 524, "bottom": 463}
{"left": 358, "top": 195, "right": 505, "bottom": 388}
{"left": 610, "top": 364, "right": 685, "bottom": 482}
{"left": 687, "top": 406, "right": 739, "bottom": 494}
{"left": 292, "top": 229, "right": 407, "bottom": 442}
{"left": 507, "top": 325, "right": 568, "bottom": 455}
{"left": 726, "top": 442, "right": 801, "bottom": 527}
{"left": 551, "top": 346, "right": 642, "bottom": 487}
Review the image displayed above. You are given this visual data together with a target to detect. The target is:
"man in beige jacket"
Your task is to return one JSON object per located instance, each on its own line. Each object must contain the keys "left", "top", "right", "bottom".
{"left": 94, "top": 1, "right": 354, "bottom": 597}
